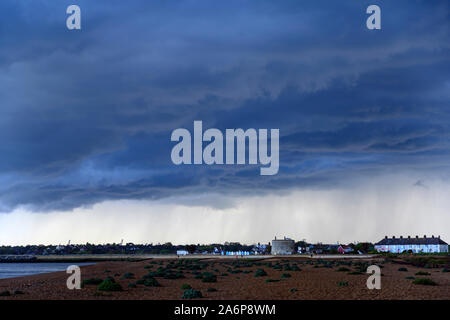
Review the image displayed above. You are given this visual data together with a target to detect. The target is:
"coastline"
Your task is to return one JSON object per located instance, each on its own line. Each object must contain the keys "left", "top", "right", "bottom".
{"left": 0, "top": 254, "right": 377, "bottom": 263}
{"left": 0, "top": 262, "right": 95, "bottom": 280}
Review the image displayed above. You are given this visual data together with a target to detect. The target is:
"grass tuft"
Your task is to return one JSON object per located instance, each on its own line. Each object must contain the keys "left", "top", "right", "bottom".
{"left": 182, "top": 289, "right": 203, "bottom": 299}
{"left": 412, "top": 278, "right": 437, "bottom": 286}
{"left": 98, "top": 278, "right": 123, "bottom": 292}
{"left": 254, "top": 269, "right": 268, "bottom": 277}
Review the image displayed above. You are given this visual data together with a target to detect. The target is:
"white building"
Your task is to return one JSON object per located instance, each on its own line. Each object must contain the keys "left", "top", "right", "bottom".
{"left": 271, "top": 237, "right": 295, "bottom": 255}
{"left": 375, "top": 235, "right": 448, "bottom": 253}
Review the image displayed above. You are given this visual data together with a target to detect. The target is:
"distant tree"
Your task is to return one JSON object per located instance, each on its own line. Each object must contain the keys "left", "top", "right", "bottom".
{"left": 354, "top": 242, "right": 374, "bottom": 253}
{"left": 185, "top": 245, "right": 197, "bottom": 254}
{"left": 295, "top": 241, "right": 308, "bottom": 248}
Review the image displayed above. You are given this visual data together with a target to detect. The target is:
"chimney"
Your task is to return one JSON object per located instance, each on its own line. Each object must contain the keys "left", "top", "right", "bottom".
{"left": 385, "top": 236, "right": 388, "bottom": 239}
{"left": 438, "top": 235, "right": 440, "bottom": 239}
{"left": 424, "top": 235, "right": 426, "bottom": 238}
{"left": 393, "top": 236, "right": 396, "bottom": 239}
{"left": 416, "top": 235, "right": 418, "bottom": 238}
{"left": 408, "top": 235, "right": 411, "bottom": 239}
{"left": 400, "top": 236, "right": 403, "bottom": 239}
{"left": 432, "top": 235, "right": 434, "bottom": 238}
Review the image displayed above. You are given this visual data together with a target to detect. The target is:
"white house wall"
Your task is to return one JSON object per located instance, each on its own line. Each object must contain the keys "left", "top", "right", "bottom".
{"left": 375, "top": 244, "right": 448, "bottom": 253}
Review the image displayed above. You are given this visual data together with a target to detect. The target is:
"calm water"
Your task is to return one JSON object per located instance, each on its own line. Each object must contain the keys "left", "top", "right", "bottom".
{"left": 0, "top": 263, "right": 94, "bottom": 280}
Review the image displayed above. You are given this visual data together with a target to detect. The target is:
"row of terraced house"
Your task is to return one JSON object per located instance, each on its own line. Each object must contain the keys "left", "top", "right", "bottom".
{"left": 374, "top": 235, "right": 448, "bottom": 253}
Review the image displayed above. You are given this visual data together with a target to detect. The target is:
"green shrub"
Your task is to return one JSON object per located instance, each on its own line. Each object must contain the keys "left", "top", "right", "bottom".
{"left": 281, "top": 273, "right": 291, "bottom": 278}
{"left": 98, "top": 279, "right": 123, "bottom": 292}
{"left": 338, "top": 281, "right": 348, "bottom": 287}
{"left": 201, "top": 272, "right": 217, "bottom": 283}
{"left": 415, "top": 271, "right": 431, "bottom": 276}
{"left": 144, "top": 278, "right": 161, "bottom": 287}
{"left": 291, "top": 265, "right": 301, "bottom": 271}
{"left": 254, "top": 269, "right": 268, "bottom": 277}
{"left": 265, "top": 279, "right": 280, "bottom": 283}
{"left": 348, "top": 271, "right": 363, "bottom": 275}
{"left": 405, "top": 276, "right": 415, "bottom": 280}
{"left": 206, "top": 288, "right": 217, "bottom": 292}
{"left": 128, "top": 283, "right": 137, "bottom": 288}
{"left": 164, "top": 272, "right": 185, "bottom": 280}
{"left": 0, "top": 290, "right": 11, "bottom": 296}
{"left": 181, "top": 284, "right": 192, "bottom": 290}
{"left": 182, "top": 289, "right": 203, "bottom": 299}
{"left": 185, "top": 264, "right": 202, "bottom": 271}
{"left": 442, "top": 268, "right": 449, "bottom": 273}
{"left": 122, "top": 272, "right": 134, "bottom": 279}
{"left": 148, "top": 268, "right": 166, "bottom": 277}
{"left": 273, "top": 265, "right": 282, "bottom": 270}
{"left": 413, "top": 278, "right": 437, "bottom": 286}
{"left": 290, "top": 288, "right": 298, "bottom": 292}
{"left": 13, "top": 290, "right": 24, "bottom": 295}
{"left": 81, "top": 278, "right": 103, "bottom": 287}
{"left": 398, "top": 267, "right": 408, "bottom": 272}
{"left": 136, "top": 279, "right": 145, "bottom": 285}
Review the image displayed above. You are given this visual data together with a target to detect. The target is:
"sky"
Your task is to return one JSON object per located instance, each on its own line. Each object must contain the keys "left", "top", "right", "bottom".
{"left": 0, "top": 0, "right": 449, "bottom": 245}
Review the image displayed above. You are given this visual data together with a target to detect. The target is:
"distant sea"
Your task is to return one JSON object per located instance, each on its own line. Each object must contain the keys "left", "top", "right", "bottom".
{"left": 0, "top": 263, "right": 94, "bottom": 280}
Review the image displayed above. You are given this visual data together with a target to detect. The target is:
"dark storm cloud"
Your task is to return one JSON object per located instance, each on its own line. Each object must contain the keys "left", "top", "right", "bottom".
{"left": 0, "top": 0, "right": 449, "bottom": 211}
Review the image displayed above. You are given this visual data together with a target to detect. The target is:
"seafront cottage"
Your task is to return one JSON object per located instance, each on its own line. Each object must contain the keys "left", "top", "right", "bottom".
{"left": 375, "top": 235, "right": 448, "bottom": 253}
